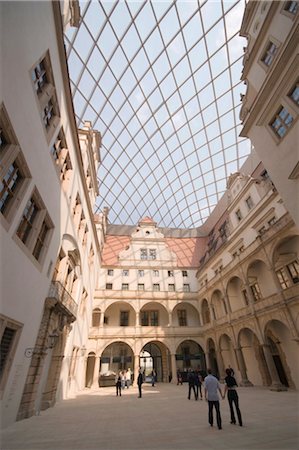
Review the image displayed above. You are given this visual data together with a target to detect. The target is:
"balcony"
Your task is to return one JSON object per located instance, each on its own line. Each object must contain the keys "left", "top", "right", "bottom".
{"left": 47, "top": 281, "right": 78, "bottom": 321}
{"left": 95, "top": 289, "right": 198, "bottom": 301}
{"left": 89, "top": 325, "right": 204, "bottom": 339}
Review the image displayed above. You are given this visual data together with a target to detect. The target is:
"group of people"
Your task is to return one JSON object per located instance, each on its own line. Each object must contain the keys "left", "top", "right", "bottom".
{"left": 115, "top": 368, "right": 132, "bottom": 396}
{"left": 116, "top": 365, "right": 243, "bottom": 429}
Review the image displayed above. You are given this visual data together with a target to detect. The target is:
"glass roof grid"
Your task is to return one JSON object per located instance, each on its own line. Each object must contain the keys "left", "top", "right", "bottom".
{"left": 66, "top": 0, "right": 248, "bottom": 228}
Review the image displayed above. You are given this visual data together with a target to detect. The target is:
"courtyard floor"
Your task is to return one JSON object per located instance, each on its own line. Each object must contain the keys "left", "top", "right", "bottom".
{"left": 1, "top": 383, "right": 298, "bottom": 450}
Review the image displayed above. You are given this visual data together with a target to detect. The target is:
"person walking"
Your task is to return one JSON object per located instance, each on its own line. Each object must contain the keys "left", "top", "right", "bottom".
{"left": 223, "top": 368, "right": 243, "bottom": 426}
{"left": 137, "top": 369, "right": 143, "bottom": 398}
{"left": 195, "top": 370, "right": 203, "bottom": 400}
{"left": 204, "top": 368, "right": 223, "bottom": 429}
{"left": 177, "top": 369, "right": 183, "bottom": 385}
{"left": 187, "top": 369, "right": 198, "bottom": 400}
{"left": 115, "top": 372, "right": 122, "bottom": 397}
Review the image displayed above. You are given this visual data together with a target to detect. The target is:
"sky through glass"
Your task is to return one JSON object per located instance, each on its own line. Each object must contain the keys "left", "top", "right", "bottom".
{"left": 65, "top": 0, "right": 250, "bottom": 228}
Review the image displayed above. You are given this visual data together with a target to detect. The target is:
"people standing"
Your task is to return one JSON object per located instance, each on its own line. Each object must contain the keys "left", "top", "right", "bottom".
{"left": 125, "top": 368, "right": 131, "bottom": 389}
{"left": 151, "top": 369, "right": 156, "bottom": 387}
{"left": 115, "top": 372, "right": 122, "bottom": 397}
{"left": 223, "top": 368, "right": 243, "bottom": 426}
{"left": 137, "top": 369, "right": 143, "bottom": 398}
{"left": 195, "top": 370, "right": 203, "bottom": 400}
{"left": 121, "top": 370, "right": 126, "bottom": 390}
{"left": 177, "top": 369, "right": 183, "bottom": 385}
{"left": 204, "top": 368, "right": 223, "bottom": 429}
{"left": 187, "top": 369, "right": 198, "bottom": 400}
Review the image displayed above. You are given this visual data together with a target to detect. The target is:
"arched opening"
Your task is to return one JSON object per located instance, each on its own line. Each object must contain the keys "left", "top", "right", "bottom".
{"left": 273, "top": 235, "right": 299, "bottom": 290}
{"left": 207, "top": 338, "right": 219, "bottom": 378}
{"left": 99, "top": 342, "right": 134, "bottom": 386}
{"left": 176, "top": 340, "right": 206, "bottom": 381}
{"left": 226, "top": 276, "right": 246, "bottom": 312}
{"left": 211, "top": 289, "right": 226, "bottom": 319}
{"left": 238, "top": 327, "right": 263, "bottom": 385}
{"left": 247, "top": 259, "right": 275, "bottom": 300}
{"left": 140, "top": 341, "right": 171, "bottom": 383}
{"left": 85, "top": 352, "right": 95, "bottom": 388}
{"left": 265, "top": 319, "right": 297, "bottom": 389}
{"left": 172, "top": 302, "right": 200, "bottom": 326}
{"left": 219, "top": 333, "right": 238, "bottom": 379}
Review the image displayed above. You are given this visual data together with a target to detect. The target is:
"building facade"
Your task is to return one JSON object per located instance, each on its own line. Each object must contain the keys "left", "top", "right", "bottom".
{"left": 0, "top": 0, "right": 298, "bottom": 431}
{"left": 0, "top": 1, "right": 104, "bottom": 428}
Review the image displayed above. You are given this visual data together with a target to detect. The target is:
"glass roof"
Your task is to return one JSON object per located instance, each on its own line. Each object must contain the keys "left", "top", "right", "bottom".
{"left": 65, "top": 0, "right": 250, "bottom": 228}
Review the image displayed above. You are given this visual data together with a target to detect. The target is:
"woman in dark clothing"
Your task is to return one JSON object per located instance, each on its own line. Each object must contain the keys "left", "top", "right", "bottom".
{"left": 223, "top": 368, "right": 243, "bottom": 426}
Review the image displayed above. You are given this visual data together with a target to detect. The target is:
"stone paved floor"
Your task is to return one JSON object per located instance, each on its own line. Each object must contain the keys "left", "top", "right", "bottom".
{"left": 1, "top": 384, "right": 298, "bottom": 450}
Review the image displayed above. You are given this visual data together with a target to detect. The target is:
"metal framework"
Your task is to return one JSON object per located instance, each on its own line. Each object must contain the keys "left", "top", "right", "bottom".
{"left": 65, "top": 0, "right": 250, "bottom": 228}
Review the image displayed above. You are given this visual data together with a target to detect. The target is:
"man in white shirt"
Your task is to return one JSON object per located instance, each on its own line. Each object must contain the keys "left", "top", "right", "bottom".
{"left": 204, "top": 368, "right": 223, "bottom": 430}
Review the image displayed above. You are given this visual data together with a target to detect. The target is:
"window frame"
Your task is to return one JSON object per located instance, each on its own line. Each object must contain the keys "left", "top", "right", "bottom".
{"left": 153, "top": 283, "right": 160, "bottom": 292}
{"left": 178, "top": 309, "right": 187, "bottom": 326}
{"left": 183, "top": 283, "right": 190, "bottom": 292}
{"left": 0, "top": 315, "right": 23, "bottom": 398}
{"left": 120, "top": 311, "right": 129, "bottom": 327}
{"left": 15, "top": 188, "right": 53, "bottom": 265}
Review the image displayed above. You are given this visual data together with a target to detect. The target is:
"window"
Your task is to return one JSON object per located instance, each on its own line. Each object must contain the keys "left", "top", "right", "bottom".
{"left": 0, "top": 104, "right": 31, "bottom": 222}
{"left": 178, "top": 310, "right": 187, "bottom": 326}
{"left": 288, "top": 82, "right": 299, "bottom": 106}
{"left": 0, "top": 315, "right": 22, "bottom": 395}
{"left": 92, "top": 309, "right": 101, "bottom": 327}
{"left": 168, "top": 270, "right": 174, "bottom": 277}
{"left": 16, "top": 189, "right": 53, "bottom": 262}
{"left": 120, "top": 311, "right": 129, "bottom": 327}
{"left": 106, "top": 283, "right": 113, "bottom": 290}
{"left": 153, "top": 270, "right": 159, "bottom": 277}
{"left": 138, "top": 270, "right": 144, "bottom": 277}
{"left": 50, "top": 128, "right": 73, "bottom": 181}
{"left": 168, "top": 284, "right": 175, "bottom": 292}
{"left": 141, "top": 311, "right": 158, "bottom": 326}
{"left": 122, "top": 283, "right": 129, "bottom": 291}
{"left": 268, "top": 217, "right": 276, "bottom": 226}
{"left": 276, "top": 268, "right": 291, "bottom": 290}
{"left": 235, "top": 209, "right": 242, "bottom": 222}
{"left": 140, "top": 248, "right": 147, "bottom": 260}
{"left": 183, "top": 284, "right": 190, "bottom": 292}
{"left": 284, "top": 1, "right": 298, "bottom": 15}
{"left": 138, "top": 283, "right": 145, "bottom": 291}
{"left": 270, "top": 106, "right": 294, "bottom": 138}
{"left": 250, "top": 282, "right": 262, "bottom": 301}
{"left": 31, "top": 52, "right": 60, "bottom": 138}
{"left": 245, "top": 196, "right": 254, "bottom": 210}
{"left": 287, "top": 260, "right": 299, "bottom": 283}
{"left": 107, "top": 269, "right": 114, "bottom": 276}
{"left": 182, "top": 270, "right": 188, "bottom": 277}
{"left": 261, "top": 41, "right": 277, "bottom": 67}
{"left": 149, "top": 249, "right": 156, "bottom": 260}
{"left": 122, "top": 269, "right": 129, "bottom": 276}
{"left": 153, "top": 283, "right": 160, "bottom": 291}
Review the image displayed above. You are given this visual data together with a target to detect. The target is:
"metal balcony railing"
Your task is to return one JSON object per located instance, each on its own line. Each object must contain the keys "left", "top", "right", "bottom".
{"left": 48, "top": 281, "right": 78, "bottom": 319}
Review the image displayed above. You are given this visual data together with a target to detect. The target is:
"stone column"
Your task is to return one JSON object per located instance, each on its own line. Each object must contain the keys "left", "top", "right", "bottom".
{"left": 99, "top": 312, "right": 104, "bottom": 327}
{"left": 133, "top": 354, "right": 140, "bottom": 387}
{"left": 92, "top": 356, "right": 100, "bottom": 388}
{"left": 262, "top": 344, "right": 287, "bottom": 391}
{"left": 168, "top": 311, "right": 173, "bottom": 327}
{"left": 170, "top": 353, "right": 177, "bottom": 384}
{"left": 136, "top": 311, "right": 140, "bottom": 327}
{"left": 235, "top": 347, "right": 253, "bottom": 386}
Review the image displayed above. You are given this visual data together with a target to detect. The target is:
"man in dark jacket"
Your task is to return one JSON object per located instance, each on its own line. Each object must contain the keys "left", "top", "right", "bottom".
{"left": 187, "top": 369, "right": 198, "bottom": 400}
{"left": 137, "top": 369, "right": 143, "bottom": 398}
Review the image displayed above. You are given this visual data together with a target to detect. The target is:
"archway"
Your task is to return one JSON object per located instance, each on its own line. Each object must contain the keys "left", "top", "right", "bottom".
{"left": 226, "top": 276, "right": 245, "bottom": 312}
{"left": 176, "top": 340, "right": 206, "bottom": 381}
{"left": 207, "top": 338, "right": 219, "bottom": 378}
{"left": 85, "top": 352, "right": 95, "bottom": 388}
{"left": 219, "top": 333, "right": 237, "bottom": 378}
{"left": 265, "top": 319, "right": 297, "bottom": 389}
{"left": 238, "top": 327, "right": 263, "bottom": 385}
{"left": 201, "top": 299, "right": 211, "bottom": 324}
{"left": 140, "top": 341, "right": 171, "bottom": 383}
{"left": 99, "top": 341, "right": 134, "bottom": 386}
